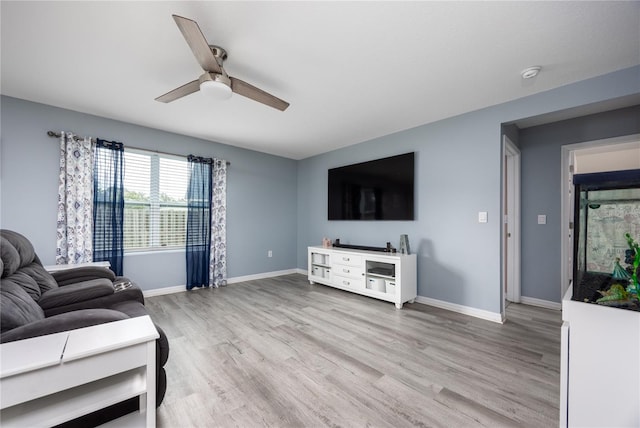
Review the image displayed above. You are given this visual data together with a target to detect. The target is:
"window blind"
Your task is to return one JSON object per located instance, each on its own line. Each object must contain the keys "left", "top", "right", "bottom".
{"left": 123, "top": 149, "right": 189, "bottom": 251}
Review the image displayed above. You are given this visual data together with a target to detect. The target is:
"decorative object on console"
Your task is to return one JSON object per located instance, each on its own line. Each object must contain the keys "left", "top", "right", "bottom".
{"left": 399, "top": 234, "right": 410, "bottom": 255}
{"left": 322, "top": 237, "right": 332, "bottom": 248}
{"left": 386, "top": 242, "right": 397, "bottom": 253}
{"left": 333, "top": 238, "right": 396, "bottom": 253}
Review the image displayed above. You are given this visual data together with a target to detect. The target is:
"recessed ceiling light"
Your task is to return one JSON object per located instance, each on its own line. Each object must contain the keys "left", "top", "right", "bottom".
{"left": 521, "top": 66, "right": 542, "bottom": 79}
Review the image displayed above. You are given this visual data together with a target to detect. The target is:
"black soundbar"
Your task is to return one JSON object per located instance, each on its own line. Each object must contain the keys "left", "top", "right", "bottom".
{"left": 332, "top": 239, "right": 396, "bottom": 253}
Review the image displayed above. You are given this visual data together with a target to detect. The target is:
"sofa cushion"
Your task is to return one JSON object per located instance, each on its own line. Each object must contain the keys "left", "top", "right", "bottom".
{"left": 38, "top": 278, "right": 115, "bottom": 310}
{"left": 1, "top": 236, "right": 20, "bottom": 277}
{"left": 21, "top": 263, "right": 58, "bottom": 293}
{"left": 8, "top": 271, "right": 42, "bottom": 301}
{"left": 0, "top": 279, "right": 45, "bottom": 332}
{"left": 1, "top": 232, "right": 59, "bottom": 295}
{"left": 1, "top": 230, "right": 38, "bottom": 269}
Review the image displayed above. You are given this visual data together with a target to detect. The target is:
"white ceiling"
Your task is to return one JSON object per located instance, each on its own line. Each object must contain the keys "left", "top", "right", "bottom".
{"left": 2, "top": 1, "right": 639, "bottom": 159}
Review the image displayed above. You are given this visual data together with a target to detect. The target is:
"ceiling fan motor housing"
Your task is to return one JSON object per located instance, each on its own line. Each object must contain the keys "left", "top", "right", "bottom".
{"left": 209, "top": 45, "right": 228, "bottom": 61}
{"left": 199, "top": 72, "right": 231, "bottom": 88}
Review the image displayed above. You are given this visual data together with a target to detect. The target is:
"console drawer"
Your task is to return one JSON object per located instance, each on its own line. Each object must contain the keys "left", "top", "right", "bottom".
{"left": 333, "top": 253, "right": 362, "bottom": 267}
{"left": 332, "top": 275, "right": 364, "bottom": 290}
{"left": 332, "top": 265, "right": 364, "bottom": 278}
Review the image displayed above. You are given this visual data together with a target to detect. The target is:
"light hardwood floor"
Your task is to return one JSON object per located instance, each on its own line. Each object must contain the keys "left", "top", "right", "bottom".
{"left": 145, "top": 274, "right": 561, "bottom": 427}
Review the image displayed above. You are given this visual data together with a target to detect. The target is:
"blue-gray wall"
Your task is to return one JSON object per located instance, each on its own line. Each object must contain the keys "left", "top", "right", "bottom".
{"left": 0, "top": 96, "right": 298, "bottom": 290}
{"left": 519, "top": 105, "right": 640, "bottom": 302}
{"left": 297, "top": 65, "right": 640, "bottom": 314}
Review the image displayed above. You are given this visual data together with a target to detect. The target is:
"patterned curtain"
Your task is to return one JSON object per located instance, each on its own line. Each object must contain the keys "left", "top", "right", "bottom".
{"left": 186, "top": 156, "right": 212, "bottom": 289}
{"left": 209, "top": 159, "right": 227, "bottom": 287}
{"left": 56, "top": 132, "right": 95, "bottom": 265}
{"left": 93, "top": 139, "right": 125, "bottom": 276}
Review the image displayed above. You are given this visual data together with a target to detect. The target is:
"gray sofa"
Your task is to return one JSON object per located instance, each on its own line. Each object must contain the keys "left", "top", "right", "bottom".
{"left": 0, "top": 229, "right": 169, "bottom": 426}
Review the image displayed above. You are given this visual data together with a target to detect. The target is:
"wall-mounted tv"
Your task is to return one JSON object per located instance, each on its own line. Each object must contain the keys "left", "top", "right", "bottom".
{"left": 328, "top": 152, "right": 414, "bottom": 220}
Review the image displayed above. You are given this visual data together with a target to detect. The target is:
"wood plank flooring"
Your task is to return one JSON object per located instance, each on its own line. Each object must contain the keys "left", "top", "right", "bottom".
{"left": 145, "top": 274, "right": 561, "bottom": 427}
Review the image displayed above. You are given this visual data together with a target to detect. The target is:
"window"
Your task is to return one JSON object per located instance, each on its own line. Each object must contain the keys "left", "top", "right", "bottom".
{"left": 123, "top": 149, "right": 189, "bottom": 251}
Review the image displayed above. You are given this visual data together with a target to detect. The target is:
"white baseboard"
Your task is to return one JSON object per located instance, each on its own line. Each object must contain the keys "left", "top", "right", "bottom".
{"left": 143, "top": 285, "right": 188, "bottom": 297}
{"left": 295, "top": 268, "right": 307, "bottom": 275}
{"left": 226, "top": 269, "right": 299, "bottom": 284}
{"left": 142, "top": 269, "right": 300, "bottom": 298}
{"left": 519, "top": 296, "right": 562, "bottom": 311}
{"left": 415, "top": 295, "right": 504, "bottom": 324}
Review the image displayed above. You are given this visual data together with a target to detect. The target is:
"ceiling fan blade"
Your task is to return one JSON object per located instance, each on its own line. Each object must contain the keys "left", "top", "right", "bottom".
{"left": 155, "top": 79, "right": 200, "bottom": 103}
{"left": 172, "top": 15, "right": 222, "bottom": 74}
{"left": 230, "top": 77, "right": 290, "bottom": 111}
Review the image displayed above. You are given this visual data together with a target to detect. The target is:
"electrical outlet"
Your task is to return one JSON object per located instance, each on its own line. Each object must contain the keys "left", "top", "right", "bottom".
{"left": 478, "top": 211, "right": 488, "bottom": 223}
{"left": 268, "top": 250, "right": 273, "bottom": 258}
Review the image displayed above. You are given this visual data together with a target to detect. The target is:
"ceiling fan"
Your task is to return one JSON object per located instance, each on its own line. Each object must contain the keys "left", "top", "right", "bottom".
{"left": 155, "top": 15, "right": 289, "bottom": 111}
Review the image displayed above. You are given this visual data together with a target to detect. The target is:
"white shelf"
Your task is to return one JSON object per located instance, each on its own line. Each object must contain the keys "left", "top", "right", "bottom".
{"left": 366, "top": 272, "right": 395, "bottom": 280}
{"left": 310, "top": 263, "right": 331, "bottom": 268}
{"left": 100, "top": 409, "right": 146, "bottom": 428}
{"left": 1, "top": 368, "right": 147, "bottom": 428}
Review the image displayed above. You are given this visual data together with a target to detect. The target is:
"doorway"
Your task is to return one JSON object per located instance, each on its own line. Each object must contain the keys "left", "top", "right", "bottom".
{"left": 502, "top": 136, "right": 521, "bottom": 315}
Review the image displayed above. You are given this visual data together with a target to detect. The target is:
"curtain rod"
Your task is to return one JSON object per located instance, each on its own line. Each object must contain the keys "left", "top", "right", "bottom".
{"left": 47, "top": 130, "right": 95, "bottom": 143}
{"left": 47, "top": 131, "right": 230, "bottom": 166}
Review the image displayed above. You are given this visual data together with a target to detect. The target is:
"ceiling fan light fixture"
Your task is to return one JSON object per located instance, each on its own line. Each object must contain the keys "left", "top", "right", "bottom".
{"left": 199, "top": 74, "right": 232, "bottom": 100}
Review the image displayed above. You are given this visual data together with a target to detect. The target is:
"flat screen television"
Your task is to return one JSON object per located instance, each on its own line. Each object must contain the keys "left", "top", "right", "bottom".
{"left": 328, "top": 152, "right": 414, "bottom": 220}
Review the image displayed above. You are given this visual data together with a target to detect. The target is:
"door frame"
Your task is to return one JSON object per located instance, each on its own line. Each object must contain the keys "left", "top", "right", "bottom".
{"left": 502, "top": 135, "right": 521, "bottom": 312}
{"left": 560, "top": 133, "right": 640, "bottom": 298}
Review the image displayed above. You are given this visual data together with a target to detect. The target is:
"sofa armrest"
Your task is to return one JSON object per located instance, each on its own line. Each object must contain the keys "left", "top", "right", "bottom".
{"left": 38, "top": 279, "right": 114, "bottom": 310}
{"left": 0, "top": 309, "right": 129, "bottom": 343}
{"left": 51, "top": 266, "right": 116, "bottom": 286}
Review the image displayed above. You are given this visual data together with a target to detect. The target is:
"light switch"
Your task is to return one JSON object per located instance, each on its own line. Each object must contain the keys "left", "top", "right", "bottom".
{"left": 478, "top": 211, "right": 488, "bottom": 223}
{"left": 538, "top": 214, "right": 547, "bottom": 225}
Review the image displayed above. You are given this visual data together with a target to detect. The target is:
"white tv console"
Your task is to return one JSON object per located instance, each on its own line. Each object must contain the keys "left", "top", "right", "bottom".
{"left": 308, "top": 245, "right": 417, "bottom": 309}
